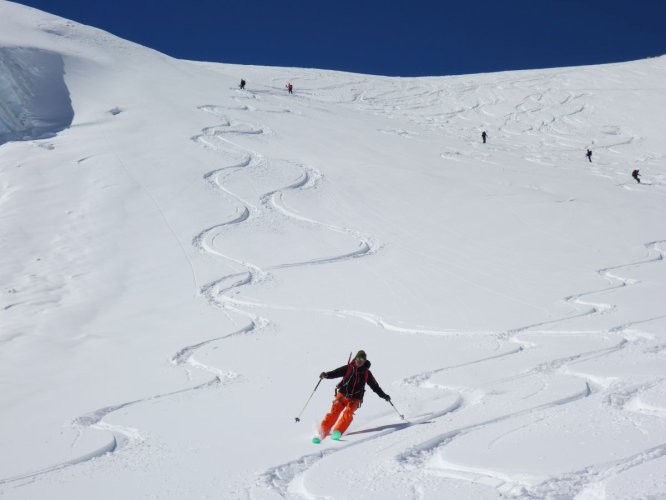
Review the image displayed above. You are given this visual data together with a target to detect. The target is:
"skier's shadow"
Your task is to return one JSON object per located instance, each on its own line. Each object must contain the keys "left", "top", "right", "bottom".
{"left": 346, "top": 422, "right": 411, "bottom": 435}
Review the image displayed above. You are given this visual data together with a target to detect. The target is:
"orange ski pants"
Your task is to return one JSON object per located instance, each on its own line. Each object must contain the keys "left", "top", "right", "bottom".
{"left": 320, "top": 392, "right": 360, "bottom": 436}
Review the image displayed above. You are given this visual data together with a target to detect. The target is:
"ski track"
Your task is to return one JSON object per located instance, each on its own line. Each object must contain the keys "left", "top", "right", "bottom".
{"left": 189, "top": 104, "right": 382, "bottom": 328}
{"left": 505, "top": 441, "right": 666, "bottom": 500}
{"left": 378, "top": 241, "right": 666, "bottom": 498}
{"left": 255, "top": 396, "right": 464, "bottom": 499}
{"left": 0, "top": 378, "right": 220, "bottom": 487}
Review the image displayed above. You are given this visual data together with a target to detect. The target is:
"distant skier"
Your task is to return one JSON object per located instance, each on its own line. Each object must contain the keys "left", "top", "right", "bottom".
{"left": 239, "top": 79, "right": 246, "bottom": 90}
{"left": 314, "top": 350, "right": 390, "bottom": 443}
{"left": 632, "top": 169, "right": 641, "bottom": 183}
{"left": 286, "top": 82, "right": 293, "bottom": 94}
{"left": 481, "top": 131, "right": 488, "bottom": 144}
{"left": 586, "top": 149, "right": 592, "bottom": 163}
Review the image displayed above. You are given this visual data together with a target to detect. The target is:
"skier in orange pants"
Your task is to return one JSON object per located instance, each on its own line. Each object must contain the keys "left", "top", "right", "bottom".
{"left": 320, "top": 393, "right": 361, "bottom": 436}
{"left": 315, "top": 350, "right": 390, "bottom": 442}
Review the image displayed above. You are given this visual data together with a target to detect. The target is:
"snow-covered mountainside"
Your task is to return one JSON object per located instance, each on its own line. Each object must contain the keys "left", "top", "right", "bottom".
{"left": 1, "top": 1, "right": 665, "bottom": 498}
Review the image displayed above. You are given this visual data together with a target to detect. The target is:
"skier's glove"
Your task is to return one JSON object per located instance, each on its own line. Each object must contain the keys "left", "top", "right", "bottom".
{"left": 383, "top": 394, "right": 391, "bottom": 402}
{"left": 320, "top": 372, "right": 328, "bottom": 379}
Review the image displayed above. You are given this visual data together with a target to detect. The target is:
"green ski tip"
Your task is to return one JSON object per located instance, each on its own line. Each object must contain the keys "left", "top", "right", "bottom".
{"left": 312, "top": 437, "right": 321, "bottom": 444}
{"left": 331, "top": 430, "right": 342, "bottom": 441}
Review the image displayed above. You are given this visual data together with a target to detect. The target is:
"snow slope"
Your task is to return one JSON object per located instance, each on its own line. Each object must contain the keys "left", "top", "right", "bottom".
{"left": 1, "top": 1, "right": 665, "bottom": 498}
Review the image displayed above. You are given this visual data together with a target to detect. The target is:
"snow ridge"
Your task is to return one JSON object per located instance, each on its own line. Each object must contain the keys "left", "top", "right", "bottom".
{"left": 0, "top": 47, "right": 73, "bottom": 145}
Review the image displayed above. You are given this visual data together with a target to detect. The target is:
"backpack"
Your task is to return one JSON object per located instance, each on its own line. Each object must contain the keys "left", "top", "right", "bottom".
{"left": 335, "top": 362, "right": 369, "bottom": 402}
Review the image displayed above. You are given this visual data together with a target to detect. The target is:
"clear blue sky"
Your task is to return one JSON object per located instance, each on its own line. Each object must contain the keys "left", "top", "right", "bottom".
{"left": 18, "top": 0, "right": 666, "bottom": 76}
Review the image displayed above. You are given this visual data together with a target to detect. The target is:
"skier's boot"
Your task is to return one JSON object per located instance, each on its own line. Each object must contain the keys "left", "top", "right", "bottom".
{"left": 331, "top": 430, "right": 342, "bottom": 441}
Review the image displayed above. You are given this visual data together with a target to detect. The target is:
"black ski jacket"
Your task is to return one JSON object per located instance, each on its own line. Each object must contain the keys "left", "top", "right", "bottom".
{"left": 323, "top": 360, "right": 388, "bottom": 402}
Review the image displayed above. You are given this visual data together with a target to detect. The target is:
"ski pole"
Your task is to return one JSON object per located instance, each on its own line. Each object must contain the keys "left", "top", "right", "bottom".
{"left": 389, "top": 400, "right": 405, "bottom": 420}
{"left": 295, "top": 353, "right": 350, "bottom": 423}
{"left": 294, "top": 378, "right": 322, "bottom": 423}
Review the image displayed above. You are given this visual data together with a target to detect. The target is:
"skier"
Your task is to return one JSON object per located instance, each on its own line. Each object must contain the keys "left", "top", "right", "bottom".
{"left": 239, "top": 79, "right": 246, "bottom": 90}
{"left": 286, "top": 82, "right": 293, "bottom": 94}
{"left": 314, "top": 350, "right": 390, "bottom": 443}
{"left": 481, "top": 131, "right": 488, "bottom": 144}
{"left": 632, "top": 169, "right": 641, "bottom": 183}
{"left": 586, "top": 149, "right": 592, "bottom": 163}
